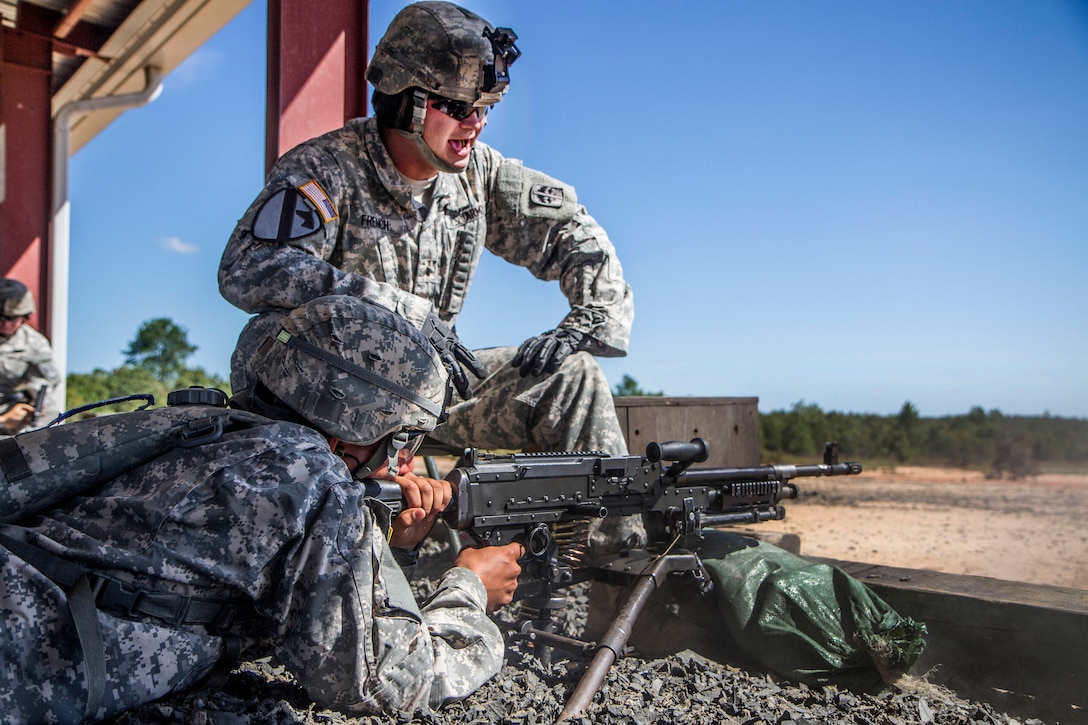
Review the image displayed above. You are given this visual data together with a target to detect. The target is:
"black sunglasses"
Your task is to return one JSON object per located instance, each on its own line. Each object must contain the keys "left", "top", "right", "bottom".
{"left": 431, "top": 95, "right": 490, "bottom": 121}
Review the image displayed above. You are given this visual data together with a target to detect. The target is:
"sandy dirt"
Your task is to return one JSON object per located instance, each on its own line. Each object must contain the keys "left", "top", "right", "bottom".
{"left": 755, "top": 465, "right": 1088, "bottom": 590}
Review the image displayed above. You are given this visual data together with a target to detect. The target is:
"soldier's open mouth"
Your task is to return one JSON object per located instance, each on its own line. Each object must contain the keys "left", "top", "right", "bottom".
{"left": 450, "top": 139, "right": 470, "bottom": 153}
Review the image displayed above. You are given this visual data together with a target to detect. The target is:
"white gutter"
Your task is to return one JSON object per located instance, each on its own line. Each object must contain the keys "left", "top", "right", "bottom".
{"left": 51, "top": 65, "right": 163, "bottom": 412}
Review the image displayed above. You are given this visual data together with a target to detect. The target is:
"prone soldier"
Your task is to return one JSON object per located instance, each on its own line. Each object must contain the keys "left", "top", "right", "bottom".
{"left": 0, "top": 296, "right": 523, "bottom": 723}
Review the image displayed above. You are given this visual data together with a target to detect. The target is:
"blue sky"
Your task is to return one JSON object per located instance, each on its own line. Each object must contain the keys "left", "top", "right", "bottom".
{"left": 67, "top": 0, "right": 1088, "bottom": 418}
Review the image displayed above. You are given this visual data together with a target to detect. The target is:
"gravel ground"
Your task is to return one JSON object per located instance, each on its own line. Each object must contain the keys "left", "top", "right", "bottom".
{"left": 112, "top": 646, "right": 1039, "bottom": 725}
{"left": 108, "top": 535, "right": 1053, "bottom": 725}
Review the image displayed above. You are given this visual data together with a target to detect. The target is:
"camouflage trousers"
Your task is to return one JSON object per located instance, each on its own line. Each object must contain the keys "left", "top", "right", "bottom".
{"left": 431, "top": 347, "right": 628, "bottom": 456}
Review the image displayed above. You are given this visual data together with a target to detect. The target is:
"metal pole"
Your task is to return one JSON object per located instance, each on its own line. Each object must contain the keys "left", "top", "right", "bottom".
{"left": 554, "top": 556, "right": 671, "bottom": 723}
{"left": 51, "top": 66, "right": 162, "bottom": 411}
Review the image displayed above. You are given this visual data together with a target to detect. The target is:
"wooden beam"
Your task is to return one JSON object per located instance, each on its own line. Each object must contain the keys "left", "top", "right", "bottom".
{"left": 13, "top": 2, "right": 109, "bottom": 59}
{"left": 53, "top": 0, "right": 96, "bottom": 40}
{"left": 266, "top": 0, "right": 369, "bottom": 174}
{"left": 0, "top": 24, "right": 52, "bottom": 334}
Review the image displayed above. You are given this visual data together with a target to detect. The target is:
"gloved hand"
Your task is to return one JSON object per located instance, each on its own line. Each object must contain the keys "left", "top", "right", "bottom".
{"left": 510, "top": 328, "right": 586, "bottom": 378}
{"left": 421, "top": 312, "right": 487, "bottom": 399}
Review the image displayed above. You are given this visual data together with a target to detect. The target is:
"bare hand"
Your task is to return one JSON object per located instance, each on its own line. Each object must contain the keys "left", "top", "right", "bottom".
{"left": 454, "top": 542, "right": 524, "bottom": 613}
{"left": 0, "top": 403, "right": 34, "bottom": 434}
{"left": 388, "top": 472, "right": 452, "bottom": 549}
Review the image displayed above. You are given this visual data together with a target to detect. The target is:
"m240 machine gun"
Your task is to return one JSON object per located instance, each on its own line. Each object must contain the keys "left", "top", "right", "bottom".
{"left": 436, "top": 438, "right": 863, "bottom": 722}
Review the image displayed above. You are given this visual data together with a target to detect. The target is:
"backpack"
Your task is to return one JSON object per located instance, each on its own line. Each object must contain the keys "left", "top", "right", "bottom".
{"left": 0, "top": 387, "right": 268, "bottom": 524}
{"left": 0, "top": 388, "right": 275, "bottom": 720}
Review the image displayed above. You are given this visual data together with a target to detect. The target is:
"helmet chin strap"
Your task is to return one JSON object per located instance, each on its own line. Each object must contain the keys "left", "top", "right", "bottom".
{"left": 350, "top": 431, "right": 416, "bottom": 479}
{"left": 394, "top": 89, "right": 465, "bottom": 175}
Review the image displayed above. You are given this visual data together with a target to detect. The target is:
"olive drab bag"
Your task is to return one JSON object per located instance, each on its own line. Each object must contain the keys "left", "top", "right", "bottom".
{"left": 0, "top": 388, "right": 267, "bottom": 524}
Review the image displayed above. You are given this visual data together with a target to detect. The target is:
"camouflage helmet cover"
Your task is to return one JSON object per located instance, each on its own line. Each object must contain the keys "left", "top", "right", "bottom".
{"left": 366, "top": 1, "right": 520, "bottom": 106}
{"left": 250, "top": 296, "right": 449, "bottom": 445}
{"left": 0, "top": 278, "right": 34, "bottom": 317}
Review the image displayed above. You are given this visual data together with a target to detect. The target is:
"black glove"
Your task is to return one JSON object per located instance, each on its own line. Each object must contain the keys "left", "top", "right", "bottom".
{"left": 511, "top": 328, "right": 586, "bottom": 378}
{"left": 421, "top": 312, "right": 487, "bottom": 400}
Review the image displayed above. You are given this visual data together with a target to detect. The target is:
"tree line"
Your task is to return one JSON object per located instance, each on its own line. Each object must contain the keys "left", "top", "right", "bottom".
{"left": 611, "top": 378, "right": 1087, "bottom": 477}
{"left": 761, "top": 400, "right": 1087, "bottom": 476}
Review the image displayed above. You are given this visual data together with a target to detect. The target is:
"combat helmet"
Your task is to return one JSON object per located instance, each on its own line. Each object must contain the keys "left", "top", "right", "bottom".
{"left": 366, "top": 1, "right": 520, "bottom": 173}
{"left": 249, "top": 296, "right": 449, "bottom": 450}
{"left": 0, "top": 278, "right": 34, "bottom": 318}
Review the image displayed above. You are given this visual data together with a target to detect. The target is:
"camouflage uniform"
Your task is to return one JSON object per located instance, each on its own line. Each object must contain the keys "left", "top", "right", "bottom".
{"left": 219, "top": 117, "right": 633, "bottom": 455}
{"left": 0, "top": 417, "right": 503, "bottom": 723}
{"left": 0, "top": 323, "right": 61, "bottom": 431}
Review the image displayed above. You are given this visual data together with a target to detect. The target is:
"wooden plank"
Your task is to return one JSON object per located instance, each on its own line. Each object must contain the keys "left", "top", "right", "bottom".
{"left": 613, "top": 396, "right": 760, "bottom": 467}
{"left": 821, "top": 559, "right": 1088, "bottom": 614}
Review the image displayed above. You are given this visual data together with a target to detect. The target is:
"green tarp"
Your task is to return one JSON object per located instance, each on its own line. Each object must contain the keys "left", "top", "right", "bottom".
{"left": 697, "top": 532, "right": 927, "bottom": 691}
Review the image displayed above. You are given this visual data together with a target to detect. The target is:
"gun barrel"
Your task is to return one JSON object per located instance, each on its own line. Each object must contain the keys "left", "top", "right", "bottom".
{"left": 677, "top": 461, "right": 861, "bottom": 485}
{"left": 702, "top": 505, "right": 785, "bottom": 527}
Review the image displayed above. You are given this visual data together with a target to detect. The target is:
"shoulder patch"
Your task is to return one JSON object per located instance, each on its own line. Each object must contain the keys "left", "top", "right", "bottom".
{"left": 298, "top": 179, "right": 338, "bottom": 223}
{"left": 252, "top": 187, "right": 326, "bottom": 241}
{"left": 529, "top": 184, "right": 565, "bottom": 209}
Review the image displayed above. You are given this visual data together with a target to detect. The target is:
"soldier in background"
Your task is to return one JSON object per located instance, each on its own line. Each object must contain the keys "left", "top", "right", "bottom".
{"left": 0, "top": 296, "right": 523, "bottom": 722}
{"left": 220, "top": 1, "right": 634, "bottom": 459}
{"left": 0, "top": 278, "right": 61, "bottom": 434}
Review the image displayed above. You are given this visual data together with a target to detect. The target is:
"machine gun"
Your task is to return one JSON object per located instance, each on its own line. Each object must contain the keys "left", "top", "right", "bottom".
{"left": 434, "top": 438, "right": 862, "bottom": 722}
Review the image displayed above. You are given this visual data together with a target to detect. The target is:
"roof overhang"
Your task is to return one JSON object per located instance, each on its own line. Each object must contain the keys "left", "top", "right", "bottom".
{"left": 2, "top": 0, "right": 252, "bottom": 154}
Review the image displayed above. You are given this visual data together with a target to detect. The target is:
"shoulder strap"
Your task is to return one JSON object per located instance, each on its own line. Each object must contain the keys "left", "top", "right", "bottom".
{"left": 0, "top": 437, "right": 31, "bottom": 482}
{"left": 69, "top": 575, "right": 106, "bottom": 722}
{"left": 0, "top": 531, "right": 252, "bottom": 715}
{"left": 0, "top": 532, "right": 104, "bottom": 720}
